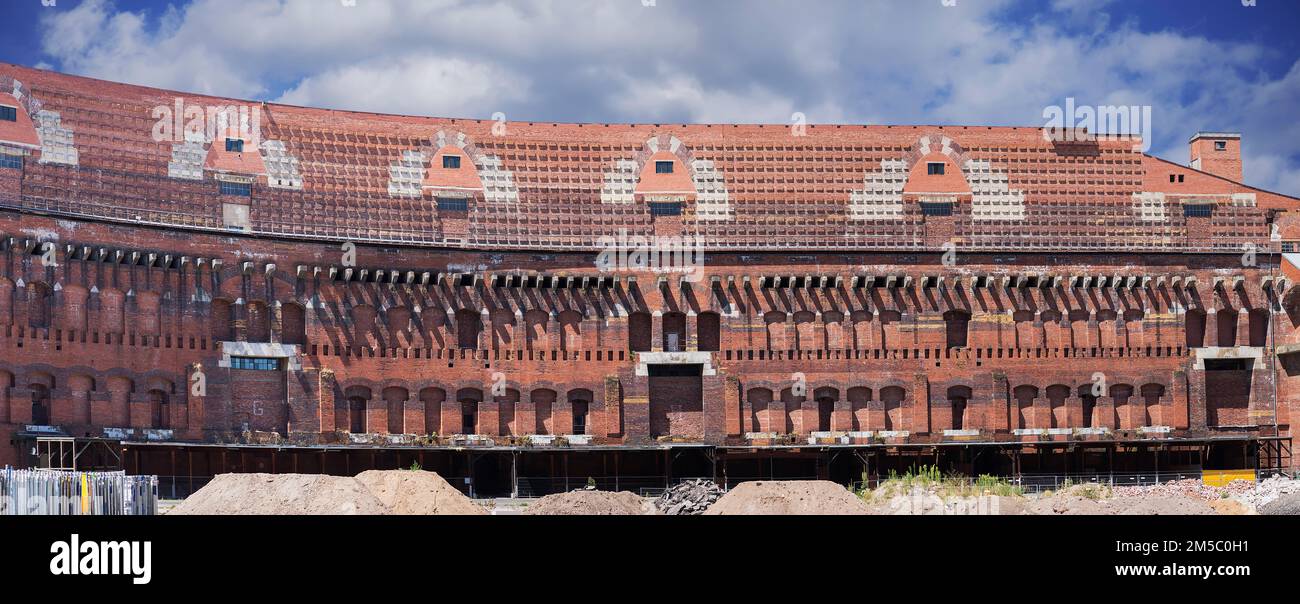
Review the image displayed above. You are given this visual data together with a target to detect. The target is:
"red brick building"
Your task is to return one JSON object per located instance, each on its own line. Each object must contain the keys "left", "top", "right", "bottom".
{"left": 0, "top": 64, "right": 1295, "bottom": 496}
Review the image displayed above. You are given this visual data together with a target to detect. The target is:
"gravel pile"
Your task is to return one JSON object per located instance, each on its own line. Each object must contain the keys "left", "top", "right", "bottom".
{"left": 655, "top": 480, "right": 724, "bottom": 515}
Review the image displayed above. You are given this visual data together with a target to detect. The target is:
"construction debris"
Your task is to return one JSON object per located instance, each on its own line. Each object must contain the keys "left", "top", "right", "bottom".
{"left": 655, "top": 479, "right": 723, "bottom": 515}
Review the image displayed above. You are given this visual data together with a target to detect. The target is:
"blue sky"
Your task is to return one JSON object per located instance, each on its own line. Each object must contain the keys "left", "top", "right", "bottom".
{"left": 2, "top": 0, "right": 1299, "bottom": 194}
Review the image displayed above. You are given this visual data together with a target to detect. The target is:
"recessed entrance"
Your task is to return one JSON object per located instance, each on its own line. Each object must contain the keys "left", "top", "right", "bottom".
{"left": 648, "top": 364, "right": 703, "bottom": 439}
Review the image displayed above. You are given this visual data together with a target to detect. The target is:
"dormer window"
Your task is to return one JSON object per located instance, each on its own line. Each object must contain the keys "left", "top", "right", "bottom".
{"left": 443, "top": 155, "right": 461, "bottom": 169}
{"left": 927, "top": 162, "right": 945, "bottom": 176}
{"left": 655, "top": 160, "right": 674, "bottom": 174}
{"left": 0, "top": 106, "right": 16, "bottom": 122}
{"left": 1215, "top": 141, "right": 1227, "bottom": 151}
{"left": 1184, "top": 204, "right": 1212, "bottom": 218}
{"left": 219, "top": 181, "right": 252, "bottom": 196}
{"left": 225, "top": 138, "right": 244, "bottom": 153}
{"left": 437, "top": 196, "right": 468, "bottom": 212}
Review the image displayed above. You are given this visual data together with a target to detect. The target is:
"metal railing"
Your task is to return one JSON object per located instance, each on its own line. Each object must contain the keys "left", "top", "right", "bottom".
{"left": 1, "top": 467, "right": 158, "bottom": 515}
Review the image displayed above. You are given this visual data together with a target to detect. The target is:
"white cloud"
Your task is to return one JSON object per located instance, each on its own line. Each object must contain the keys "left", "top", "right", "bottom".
{"left": 33, "top": 0, "right": 1300, "bottom": 195}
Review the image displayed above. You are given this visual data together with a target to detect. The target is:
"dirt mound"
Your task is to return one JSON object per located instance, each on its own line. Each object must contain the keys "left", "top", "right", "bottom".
{"left": 1259, "top": 492, "right": 1300, "bottom": 515}
{"left": 169, "top": 473, "right": 387, "bottom": 515}
{"left": 354, "top": 470, "right": 485, "bottom": 515}
{"left": 1117, "top": 495, "right": 1216, "bottom": 515}
{"left": 524, "top": 489, "right": 651, "bottom": 515}
{"left": 704, "top": 481, "right": 870, "bottom": 515}
{"left": 1024, "top": 495, "right": 1121, "bottom": 515}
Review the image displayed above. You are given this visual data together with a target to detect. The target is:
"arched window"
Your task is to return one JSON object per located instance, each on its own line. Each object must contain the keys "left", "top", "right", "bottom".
{"left": 28, "top": 282, "right": 53, "bottom": 329}
{"left": 628, "top": 312, "right": 651, "bottom": 352}
{"left": 30, "top": 384, "right": 50, "bottom": 425}
{"left": 457, "top": 388, "right": 482, "bottom": 434}
{"left": 746, "top": 388, "right": 773, "bottom": 433}
{"left": 947, "top": 385, "right": 971, "bottom": 430}
{"left": 569, "top": 389, "right": 593, "bottom": 435}
{"left": 696, "top": 311, "right": 720, "bottom": 352}
{"left": 456, "top": 308, "right": 482, "bottom": 350}
{"left": 149, "top": 389, "right": 170, "bottom": 429}
{"left": 1185, "top": 309, "right": 1206, "bottom": 348}
{"left": 662, "top": 311, "right": 686, "bottom": 352}
{"left": 1216, "top": 309, "right": 1237, "bottom": 347}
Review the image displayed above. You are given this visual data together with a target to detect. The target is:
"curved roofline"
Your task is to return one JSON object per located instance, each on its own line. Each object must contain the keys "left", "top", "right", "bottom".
{"left": 3, "top": 61, "right": 1061, "bottom": 132}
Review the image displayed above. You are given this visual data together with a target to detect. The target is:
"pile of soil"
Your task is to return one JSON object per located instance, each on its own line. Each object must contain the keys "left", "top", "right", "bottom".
{"left": 354, "top": 470, "right": 486, "bottom": 515}
{"left": 704, "top": 481, "right": 870, "bottom": 515}
{"left": 524, "top": 489, "right": 651, "bottom": 515}
{"left": 169, "top": 473, "right": 387, "bottom": 515}
{"left": 1023, "top": 494, "right": 1121, "bottom": 515}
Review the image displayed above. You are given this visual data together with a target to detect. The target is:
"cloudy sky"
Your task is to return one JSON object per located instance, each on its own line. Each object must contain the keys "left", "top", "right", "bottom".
{"left": 2, "top": 0, "right": 1298, "bottom": 195}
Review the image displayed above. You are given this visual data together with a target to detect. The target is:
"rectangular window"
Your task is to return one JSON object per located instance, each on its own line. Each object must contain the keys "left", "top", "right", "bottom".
{"left": 920, "top": 201, "right": 953, "bottom": 216}
{"left": 0, "top": 106, "right": 16, "bottom": 122}
{"left": 442, "top": 155, "right": 461, "bottom": 169}
{"left": 655, "top": 160, "right": 674, "bottom": 174}
{"left": 1215, "top": 140, "right": 1227, "bottom": 151}
{"left": 437, "top": 197, "right": 468, "bottom": 212}
{"left": 1169, "top": 174, "right": 1176, "bottom": 183}
{"left": 1178, "top": 174, "right": 1185, "bottom": 183}
{"left": 1283, "top": 242, "right": 1296, "bottom": 253}
{"left": 225, "top": 138, "right": 244, "bottom": 153}
{"left": 648, "top": 201, "right": 682, "bottom": 216}
{"left": 927, "top": 162, "right": 945, "bottom": 176}
{"left": 230, "top": 357, "right": 282, "bottom": 371}
{"left": 1183, "top": 204, "right": 1213, "bottom": 218}
{"left": 219, "top": 181, "right": 252, "bottom": 196}
{"left": 0, "top": 153, "right": 21, "bottom": 170}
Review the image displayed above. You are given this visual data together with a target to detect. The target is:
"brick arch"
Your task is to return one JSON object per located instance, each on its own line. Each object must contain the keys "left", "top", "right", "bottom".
{"left": 745, "top": 387, "right": 774, "bottom": 433}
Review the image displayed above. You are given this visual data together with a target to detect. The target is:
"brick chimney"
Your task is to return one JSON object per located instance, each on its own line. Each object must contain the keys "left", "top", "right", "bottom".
{"left": 1189, "top": 132, "right": 1242, "bottom": 182}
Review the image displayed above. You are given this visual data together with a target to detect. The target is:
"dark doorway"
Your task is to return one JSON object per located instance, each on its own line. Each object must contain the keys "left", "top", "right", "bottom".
{"left": 648, "top": 364, "right": 703, "bottom": 439}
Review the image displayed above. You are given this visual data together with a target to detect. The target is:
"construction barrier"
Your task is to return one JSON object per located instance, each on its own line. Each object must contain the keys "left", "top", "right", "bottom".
{"left": 0, "top": 467, "right": 158, "bottom": 516}
{"left": 1202, "top": 469, "right": 1257, "bottom": 487}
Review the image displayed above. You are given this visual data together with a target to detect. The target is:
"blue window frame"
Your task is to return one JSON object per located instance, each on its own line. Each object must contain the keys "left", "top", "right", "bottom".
{"left": 0, "top": 106, "right": 16, "bottom": 122}
{"left": 231, "top": 357, "right": 282, "bottom": 371}
{"left": 0, "top": 154, "right": 21, "bottom": 170}
{"left": 648, "top": 201, "right": 682, "bottom": 216}
{"left": 920, "top": 202, "right": 953, "bottom": 217}
{"left": 219, "top": 181, "right": 252, "bottom": 196}
{"left": 1184, "top": 204, "right": 1213, "bottom": 218}
{"left": 437, "top": 197, "right": 468, "bottom": 212}
{"left": 655, "top": 160, "right": 674, "bottom": 174}
{"left": 442, "top": 155, "right": 461, "bottom": 169}
{"left": 927, "top": 162, "right": 945, "bottom": 176}
{"left": 225, "top": 138, "right": 244, "bottom": 153}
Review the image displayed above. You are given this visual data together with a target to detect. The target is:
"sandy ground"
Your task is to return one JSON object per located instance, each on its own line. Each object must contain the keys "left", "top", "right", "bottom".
{"left": 354, "top": 470, "right": 486, "bottom": 515}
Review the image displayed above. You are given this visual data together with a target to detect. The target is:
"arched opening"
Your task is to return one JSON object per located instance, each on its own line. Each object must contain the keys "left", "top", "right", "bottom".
{"left": 569, "top": 389, "right": 593, "bottom": 435}
{"left": 1185, "top": 309, "right": 1206, "bottom": 348}
{"left": 1078, "top": 384, "right": 1098, "bottom": 428}
{"left": 850, "top": 310, "right": 872, "bottom": 349}
{"left": 558, "top": 310, "right": 583, "bottom": 351}
{"left": 1046, "top": 384, "right": 1070, "bottom": 428}
{"left": 848, "top": 386, "right": 872, "bottom": 431}
{"left": 947, "top": 385, "right": 971, "bottom": 430}
{"left": 246, "top": 301, "right": 271, "bottom": 343}
{"left": 211, "top": 299, "right": 233, "bottom": 341}
{"left": 793, "top": 311, "right": 817, "bottom": 350}
{"left": 1110, "top": 384, "right": 1135, "bottom": 429}
{"left": 696, "top": 311, "right": 720, "bottom": 352}
{"left": 747, "top": 387, "right": 774, "bottom": 433}
{"left": 420, "top": 387, "right": 446, "bottom": 435}
{"left": 1140, "top": 383, "right": 1165, "bottom": 427}
{"left": 457, "top": 388, "right": 482, "bottom": 434}
{"left": 525, "top": 309, "right": 550, "bottom": 350}
{"left": 386, "top": 305, "right": 412, "bottom": 342}
{"left": 822, "top": 311, "right": 845, "bottom": 350}
{"left": 943, "top": 310, "right": 970, "bottom": 348}
{"left": 881, "top": 386, "right": 905, "bottom": 431}
{"left": 1013, "top": 385, "right": 1038, "bottom": 429}
{"left": 662, "top": 311, "right": 686, "bottom": 351}
{"left": 30, "top": 383, "right": 50, "bottom": 425}
{"left": 628, "top": 312, "right": 651, "bottom": 352}
{"left": 281, "top": 302, "right": 306, "bottom": 345}
{"left": 1216, "top": 309, "right": 1237, "bottom": 347}
{"left": 1248, "top": 308, "right": 1269, "bottom": 347}
{"left": 764, "top": 311, "right": 788, "bottom": 350}
{"left": 490, "top": 308, "right": 516, "bottom": 349}
{"left": 456, "top": 308, "right": 482, "bottom": 350}
{"left": 532, "top": 388, "right": 557, "bottom": 434}
{"left": 384, "top": 387, "right": 408, "bottom": 434}
{"left": 27, "top": 282, "right": 53, "bottom": 329}
{"left": 149, "top": 388, "right": 170, "bottom": 430}
{"left": 813, "top": 387, "right": 838, "bottom": 433}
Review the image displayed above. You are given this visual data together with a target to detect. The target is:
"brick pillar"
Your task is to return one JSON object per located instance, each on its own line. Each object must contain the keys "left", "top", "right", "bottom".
{"left": 770, "top": 397, "right": 787, "bottom": 433}
{"left": 686, "top": 310, "right": 698, "bottom": 351}
{"left": 702, "top": 374, "right": 726, "bottom": 444}
{"left": 799, "top": 395, "right": 817, "bottom": 435}
{"left": 1095, "top": 396, "right": 1116, "bottom": 430}
{"left": 441, "top": 395, "right": 463, "bottom": 435}
{"left": 1064, "top": 396, "right": 1084, "bottom": 429}
{"left": 129, "top": 394, "right": 151, "bottom": 429}
{"left": 603, "top": 375, "right": 621, "bottom": 437}
{"left": 554, "top": 394, "right": 573, "bottom": 435}
{"left": 867, "top": 397, "right": 887, "bottom": 432}
{"left": 621, "top": 368, "right": 649, "bottom": 444}
{"left": 1185, "top": 367, "right": 1207, "bottom": 431}
{"left": 833, "top": 397, "right": 852, "bottom": 432}
{"left": 1235, "top": 308, "right": 1251, "bottom": 347}
{"left": 1032, "top": 396, "right": 1051, "bottom": 430}
{"left": 479, "top": 396, "right": 500, "bottom": 436}
{"left": 10, "top": 387, "right": 33, "bottom": 424}
{"left": 366, "top": 396, "right": 387, "bottom": 435}
{"left": 724, "top": 375, "right": 742, "bottom": 436}
{"left": 651, "top": 310, "right": 664, "bottom": 352}
{"left": 990, "top": 373, "right": 1010, "bottom": 433}
{"left": 910, "top": 373, "right": 930, "bottom": 434}
{"left": 405, "top": 397, "right": 425, "bottom": 437}
{"left": 1168, "top": 371, "right": 1189, "bottom": 429}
